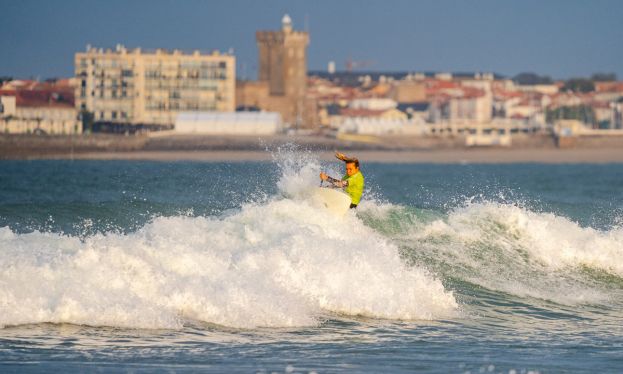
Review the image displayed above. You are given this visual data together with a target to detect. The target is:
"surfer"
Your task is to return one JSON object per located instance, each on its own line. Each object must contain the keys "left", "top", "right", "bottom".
{"left": 320, "top": 151, "right": 365, "bottom": 208}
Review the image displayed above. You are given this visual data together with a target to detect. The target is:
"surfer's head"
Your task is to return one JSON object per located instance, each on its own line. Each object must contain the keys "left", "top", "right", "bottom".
{"left": 345, "top": 160, "right": 359, "bottom": 176}
{"left": 335, "top": 151, "right": 359, "bottom": 176}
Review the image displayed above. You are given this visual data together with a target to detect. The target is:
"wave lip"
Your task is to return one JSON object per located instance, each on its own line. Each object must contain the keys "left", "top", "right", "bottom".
{"left": 0, "top": 197, "right": 458, "bottom": 329}
{"left": 391, "top": 201, "right": 623, "bottom": 306}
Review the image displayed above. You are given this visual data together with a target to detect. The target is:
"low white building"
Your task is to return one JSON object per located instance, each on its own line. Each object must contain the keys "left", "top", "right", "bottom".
{"left": 175, "top": 111, "right": 283, "bottom": 135}
{"left": 1, "top": 94, "right": 81, "bottom": 135}
{"left": 340, "top": 117, "right": 426, "bottom": 135}
{"left": 349, "top": 98, "right": 397, "bottom": 111}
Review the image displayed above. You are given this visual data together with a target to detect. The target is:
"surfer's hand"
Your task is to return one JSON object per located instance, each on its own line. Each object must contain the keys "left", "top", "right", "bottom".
{"left": 335, "top": 151, "right": 357, "bottom": 163}
{"left": 335, "top": 151, "right": 347, "bottom": 161}
{"left": 320, "top": 172, "right": 328, "bottom": 181}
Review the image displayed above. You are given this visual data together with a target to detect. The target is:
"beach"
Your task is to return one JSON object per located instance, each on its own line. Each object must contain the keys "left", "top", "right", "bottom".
{"left": 55, "top": 147, "right": 623, "bottom": 163}
{"left": 2, "top": 133, "right": 623, "bottom": 163}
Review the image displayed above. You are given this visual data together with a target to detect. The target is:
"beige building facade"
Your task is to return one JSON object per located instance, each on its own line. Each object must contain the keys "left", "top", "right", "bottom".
{"left": 1, "top": 83, "right": 81, "bottom": 135}
{"left": 390, "top": 81, "right": 426, "bottom": 103}
{"left": 1, "top": 106, "right": 81, "bottom": 135}
{"left": 75, "top": 45, "right": 235, "bottom": 126}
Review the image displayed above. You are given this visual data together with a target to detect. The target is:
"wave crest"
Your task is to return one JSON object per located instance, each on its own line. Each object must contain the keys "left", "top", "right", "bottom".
{"left": 0, "top": 197, "right": 458, "bottom": 329}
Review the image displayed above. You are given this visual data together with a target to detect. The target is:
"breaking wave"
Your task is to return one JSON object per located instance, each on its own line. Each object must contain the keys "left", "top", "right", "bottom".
{"left": 0, "top": 149, "right": 458, "bottom": 329}
{"left": 361, "top": 201, "right": 623, "bottom": 306}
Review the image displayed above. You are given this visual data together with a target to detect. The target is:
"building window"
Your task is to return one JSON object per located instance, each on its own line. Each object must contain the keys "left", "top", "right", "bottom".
{"left": 100, "top": 111, "right": 105, "bottom": 119}
{"left": 112, "top": 111, "right": 117, "bottom": 119}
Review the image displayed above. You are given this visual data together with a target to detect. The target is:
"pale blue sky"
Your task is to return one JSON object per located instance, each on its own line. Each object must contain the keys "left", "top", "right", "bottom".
{"left": 1, "top": 0, "right": 622, "bottom": 80}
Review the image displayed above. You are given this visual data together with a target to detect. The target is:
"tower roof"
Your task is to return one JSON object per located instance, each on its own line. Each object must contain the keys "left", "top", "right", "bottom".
{"left": 282, "top": 14, "right": 292, "bottom": 26}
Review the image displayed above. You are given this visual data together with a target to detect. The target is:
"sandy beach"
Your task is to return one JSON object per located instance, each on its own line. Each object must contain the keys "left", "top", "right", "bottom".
{"left": 46, "top": 148, "right": 623, "bottom": 163}
{"left": 2, "top": 133, "right": 622, "bottom": 163}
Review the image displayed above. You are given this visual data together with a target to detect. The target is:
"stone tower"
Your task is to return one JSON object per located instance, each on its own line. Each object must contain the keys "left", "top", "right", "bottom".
{"left": 256, "top": 14, "right": 309, "bottom": 98}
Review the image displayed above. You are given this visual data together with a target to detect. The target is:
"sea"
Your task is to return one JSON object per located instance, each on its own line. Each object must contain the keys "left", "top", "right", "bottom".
{"left": 1, "top": 147, "right": 622, "bottom": 373}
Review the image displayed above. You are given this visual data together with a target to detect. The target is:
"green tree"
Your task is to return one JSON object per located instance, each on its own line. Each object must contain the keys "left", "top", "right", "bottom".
{"left": 80, "top": 109, "right": 95, "bottom": 134}
{"left": 563, "top": 78, "right": 595, "bottom": 93}
{"left": 546, "top": 105, "right": 596, "bottom": 125}
{"left": 513, "top": 72, "right": 553, "bottom": 85}
{"left": 590, "top": 73, "right": 617, "bottom": 82}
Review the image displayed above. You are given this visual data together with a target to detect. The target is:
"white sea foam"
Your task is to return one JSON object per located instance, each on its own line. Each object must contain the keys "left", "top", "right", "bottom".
{"left": 0, "top": 194, "right": 458, "bottom": 329}
{"left": 398, "top": 202, "right": 623, "bottom": 305}
{"left": 448, "top": 203, "right": 623, "bottom": 275}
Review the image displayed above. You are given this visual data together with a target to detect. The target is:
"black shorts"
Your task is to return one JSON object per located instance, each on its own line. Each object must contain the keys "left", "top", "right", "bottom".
{"left": 349, "top": 203, "right": 358, "bottom": 209}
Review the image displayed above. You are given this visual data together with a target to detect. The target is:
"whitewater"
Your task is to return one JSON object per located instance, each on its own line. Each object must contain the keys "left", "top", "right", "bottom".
{"left": 1, "top": 154, "right": 622, "bottom": 372}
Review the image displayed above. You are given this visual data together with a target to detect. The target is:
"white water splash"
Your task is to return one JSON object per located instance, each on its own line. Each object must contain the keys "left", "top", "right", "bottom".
{"left": 0, "top": 149, "right": 457, "bottom": 329}
{"left": 390, "top": 201, "right": 623, "bottom": 305}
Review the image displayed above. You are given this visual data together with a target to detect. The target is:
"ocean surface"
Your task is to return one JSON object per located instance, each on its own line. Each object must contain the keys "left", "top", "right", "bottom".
{"left": 1, "top": 149, "right": 622, "bottom": 373}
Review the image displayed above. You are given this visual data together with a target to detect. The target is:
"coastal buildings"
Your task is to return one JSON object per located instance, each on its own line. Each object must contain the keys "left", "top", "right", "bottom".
{"left": 2, "top": 12, "right": 621, "bottom": 143}
{"left": 74, "top": 45, "right": 235, "bottom": 127}
{"left": 0, "top": 80, "right": 81, "bottom": 134}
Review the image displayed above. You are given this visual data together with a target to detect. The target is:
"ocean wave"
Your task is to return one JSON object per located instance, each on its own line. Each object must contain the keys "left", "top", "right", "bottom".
{"left": 366, "top": 201, "right": 623, "bottom": 305}
{"left": 0, "top": 194, "right": 458, "bottom": 329}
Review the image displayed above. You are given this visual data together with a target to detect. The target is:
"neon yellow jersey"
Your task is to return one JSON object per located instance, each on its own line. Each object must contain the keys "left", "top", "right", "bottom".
{"left": 342, "top": 171, "right": 364, "bottom": 205}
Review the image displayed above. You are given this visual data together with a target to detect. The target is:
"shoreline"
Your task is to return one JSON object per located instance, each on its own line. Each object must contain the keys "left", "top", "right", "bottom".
{"left": 2, "top": 133, "right": 622, "bottom": 164}
{"left": 27, "top": 148, "right": 623, "bottom": 164}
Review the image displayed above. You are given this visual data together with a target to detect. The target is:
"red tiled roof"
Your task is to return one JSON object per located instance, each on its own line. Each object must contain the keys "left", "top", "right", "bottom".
{"left": 0, "top": 86, "right": 74, "bottom": 108}
{"left": 595, "top": 81, "right": 623, "bottom": 93}
{"left": 461, "top": 87, "right": 485, "bottom": 99}
{"left": 590, "top": 101, "right": 613, "bottom": 109}
{"left": 492, "top": 90, "right": 524, "bottom": 99}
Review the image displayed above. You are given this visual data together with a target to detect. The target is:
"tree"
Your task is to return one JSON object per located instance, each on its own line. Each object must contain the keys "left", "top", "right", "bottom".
{"left": 79, "top": 109, "right": 95, "bottom": 134}
{"left": 590, "top": 73, "right": 617, "bottom": 82}
{"left": 563, "top": 78, "right": 595, "bottom": 93}
{"left": 0, "top": 76, "right": 13, "bottom": 85}
{"left": 546, "top": 105, "right": 596, "bottom": 125}
{"left": 513, "top": 72, "right": 553, "bottom": 85}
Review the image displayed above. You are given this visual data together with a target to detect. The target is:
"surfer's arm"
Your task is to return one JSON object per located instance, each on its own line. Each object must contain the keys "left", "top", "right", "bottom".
{"left": 320, "top": 172, "right": 347, "bottom": 188}
{"left": 325, "top": 175, "right": 348, "bottom": 188}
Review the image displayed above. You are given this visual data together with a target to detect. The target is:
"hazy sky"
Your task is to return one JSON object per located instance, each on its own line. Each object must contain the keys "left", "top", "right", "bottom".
{"left": 2, "top": 0, "right": 622, "bottom": 80}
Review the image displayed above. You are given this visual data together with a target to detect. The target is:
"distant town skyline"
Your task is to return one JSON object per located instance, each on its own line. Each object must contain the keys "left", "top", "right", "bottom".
{"left": 2, "top": 0, "right": 622, "bottom": 80}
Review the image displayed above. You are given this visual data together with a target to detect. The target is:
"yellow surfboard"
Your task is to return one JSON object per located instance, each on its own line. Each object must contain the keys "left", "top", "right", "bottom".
{"left": 311, "top": 187, "right": 352, "bottom": 216}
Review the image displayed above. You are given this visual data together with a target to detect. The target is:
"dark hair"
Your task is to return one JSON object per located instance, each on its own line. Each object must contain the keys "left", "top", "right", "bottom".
{"left": 346, "top": 159, "right": 359, "bottom": 168}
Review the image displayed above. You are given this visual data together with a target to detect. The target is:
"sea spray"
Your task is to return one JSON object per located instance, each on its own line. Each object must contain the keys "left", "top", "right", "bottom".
{"left": 0, "top": 199, "right": 458, "bottom": 329}
{"left": 369, "top": 201, "right": 623, "bottom": 306}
